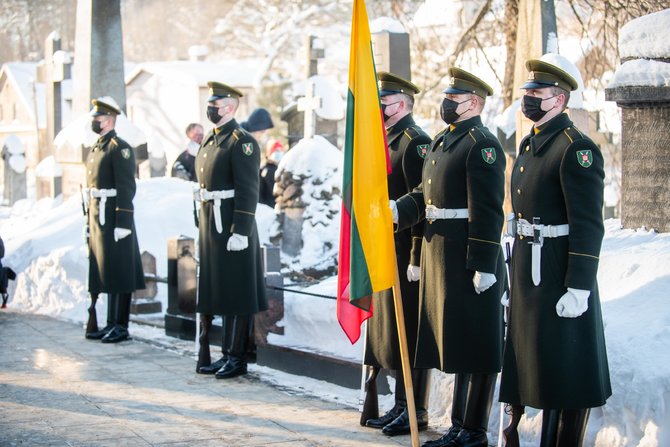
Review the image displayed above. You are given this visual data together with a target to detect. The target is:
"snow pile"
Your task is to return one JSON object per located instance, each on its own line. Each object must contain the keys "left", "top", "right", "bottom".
{"left": 609, "top": 59, "right": 670, "bottom": 88}
{"left": 619, "top": 9, "right": 670, "bottom": 60}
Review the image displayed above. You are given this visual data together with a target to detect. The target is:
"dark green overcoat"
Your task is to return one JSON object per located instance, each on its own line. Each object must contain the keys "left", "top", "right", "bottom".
{"left": 195, "top": 119, "right": 268, "bottom": 317}
{"left": 397, "top": 115, "right": 506, "bottom": 373}
{"left": 364, "top": 114, "right": 430, "bottom": 369}
{"left": 499, "top": 113, "right": 612, "bottom": 409}
{"left": 86, "top": 130, "right": 145, "bottom": 294}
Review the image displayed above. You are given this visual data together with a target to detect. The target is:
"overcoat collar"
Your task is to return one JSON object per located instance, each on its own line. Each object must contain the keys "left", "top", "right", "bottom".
{"left": 441, "top": 115, "right": 483, "bottom": 151}
{"left": 211, "top": 119, "right": 240, "bottom": 147}
{"left": 386, "top": 114, "right": 416, "bottom": 148}
{"left": 520, "top": 113, "right": 573, "bottom": 155}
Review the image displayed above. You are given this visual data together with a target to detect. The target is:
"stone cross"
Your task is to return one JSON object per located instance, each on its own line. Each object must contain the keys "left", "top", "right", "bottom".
{"left": 297, "top": 81, "right": 322, "bottom": 140}
{"left": 304, "top": 35, "right": 324, "bottom": 80}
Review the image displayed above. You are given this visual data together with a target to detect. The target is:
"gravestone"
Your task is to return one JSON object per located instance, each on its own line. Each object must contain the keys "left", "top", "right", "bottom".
{"left": 1, "top": 135, "right": 27, "bottom": 205}
{"left": 606, "top": 14, "right": 670, "bottom": 232}
{"left": 131, "top": 251, "right": 162, "bottom": 314}
{"left": 371, "top": 30, "right": 411, "bottom": 80}
{"left": 35, "top": 156, "right": 63, "bottom": 199}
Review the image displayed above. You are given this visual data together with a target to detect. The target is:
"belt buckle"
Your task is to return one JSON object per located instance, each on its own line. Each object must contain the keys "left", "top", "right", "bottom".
{"left": 425, "top": 205, "right": 436, "bottom": 223}
{"left": 530, "top": 217, "right": 544, "bottom": 247}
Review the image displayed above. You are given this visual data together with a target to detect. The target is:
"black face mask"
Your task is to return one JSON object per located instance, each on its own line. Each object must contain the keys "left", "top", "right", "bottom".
{"left": 91, "top": 120, "right": 103, "bottom": 134}
{"left": 207, "top": 106, "right": 222, "bottom": 124}
{"left": 521, "top": 94, "right": 557, "bottom": 122}
{"left": 381, "top": 101, "right": 400, "bottom": 122}
{"left": 440, "top": 98, "right": 470, "bottom": 125}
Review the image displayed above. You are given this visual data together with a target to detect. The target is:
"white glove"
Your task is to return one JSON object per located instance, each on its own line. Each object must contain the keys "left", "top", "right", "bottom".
{"left": 500, "top": 291, "right": 509, "bottom": 307}
{"left": 389, "top": 200, "right": 398, "bottom": 224}
{"left": 406, "top": 265, "right": 420, "bottom": 282}
{"left": 556, "top": 288, "right": 590, "bottom": 318}
{"left": 226, "top": 233, "right": 249, "bottom": 251}
{"left": 114, "top": 227, "right": 131, "bottom": 241}
{"left": 473, "top": 271, "right": 496, "bottom": 294}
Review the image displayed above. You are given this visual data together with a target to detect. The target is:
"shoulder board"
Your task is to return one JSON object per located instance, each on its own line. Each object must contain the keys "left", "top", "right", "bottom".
{"left": 109, "top": 137, "right": 119, "bottom": 149}
{"left": 468, "top": 126, "right": 492, "bottom": 143}
{"left": 563, "top": 125, "right": 585, "bottom": 144}
{"left": 232, "top": 129, "right": 246, "bottom": 141}
{"left": 403, "top": 125, "right": 429, "bottom": 141}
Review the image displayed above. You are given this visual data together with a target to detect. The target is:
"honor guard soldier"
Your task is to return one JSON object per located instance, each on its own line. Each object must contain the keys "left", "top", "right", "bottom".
{"left": 363, "top": 72, "right": 432, "bottom": 436}
{"left": 195, "top": 82, "right": 268, "bottom": 379}
{"left": 392, "top": 68, "right": 506, "bottom": 447}
{"left": 499, "top": 59, "right": 611, "bottom": 447}
{"left": 84, "top": 98, "right": 145, "bottom": 344}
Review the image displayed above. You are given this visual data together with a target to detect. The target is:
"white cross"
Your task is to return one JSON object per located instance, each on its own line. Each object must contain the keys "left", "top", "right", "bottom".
{"left": 297, "top": 80, "right": 322, "bottom": 139}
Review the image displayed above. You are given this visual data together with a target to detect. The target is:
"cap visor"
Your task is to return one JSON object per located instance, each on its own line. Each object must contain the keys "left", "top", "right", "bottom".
{"left": 207, "top": 94, "right": 224, "bottom": 102}
{"left": 442, "top": 87, "right": 470, "bottom": 94}
{"left": 521, "top": 81, "right": 553, "bottom": 90}
{"left": 379, "top": 89, "right": 400, "bottom": 97}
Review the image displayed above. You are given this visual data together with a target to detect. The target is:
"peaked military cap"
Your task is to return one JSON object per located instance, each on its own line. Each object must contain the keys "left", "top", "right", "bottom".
{"left": 207, "top": 81, "right": 244, "bottom": 102}
{"left": 91, "top": 98, "right": 121, "bottom": 116}
{"left": 522, "top": 59, "right": 578, "bottom": 92}
{"left": 442, "top": 67, "right": 493, "bottom": 98}
{"left": 377, "top": 72, "right": 421, "bottom": 97}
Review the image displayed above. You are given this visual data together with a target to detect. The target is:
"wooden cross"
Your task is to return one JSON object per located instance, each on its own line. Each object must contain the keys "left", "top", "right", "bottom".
{"left": 297, "top": 80, "right": 322, "bottom": 140}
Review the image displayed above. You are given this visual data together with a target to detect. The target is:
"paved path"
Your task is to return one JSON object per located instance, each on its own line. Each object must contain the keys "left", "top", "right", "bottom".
{"left": 0, "top": 310, "right": 436, "bottom": 446}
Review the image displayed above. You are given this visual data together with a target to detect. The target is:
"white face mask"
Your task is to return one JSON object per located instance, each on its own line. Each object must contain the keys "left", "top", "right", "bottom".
{"left": 187, "top": 140, "right": 199, "bottom": 156}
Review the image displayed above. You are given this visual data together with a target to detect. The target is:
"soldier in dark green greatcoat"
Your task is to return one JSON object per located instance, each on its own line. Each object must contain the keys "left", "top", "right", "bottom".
{"left": 499, "top": 59, "right": 611, "bottom": 446}
{"left": 194, "top": 82, "right": 268, "bottom": 379}
{"left": 84, "top": 98, "right": 145, "bottom": 344}
{"left": 394, "top": 68, "right": 506, "bottom": 447}
{"left": 363, "top": 72, "right": 431, "bottom": 436}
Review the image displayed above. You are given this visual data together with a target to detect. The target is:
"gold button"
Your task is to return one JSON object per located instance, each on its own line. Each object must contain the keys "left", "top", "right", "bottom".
{"left": 520, "top": 166, "right": 524, "bottom": 173}
{"left": 517, "top": 212, "right": 523, "bottom": 218}
{"left": 427, "top": 199, "right": 432, "bottom": 205}
{"left": 519, "top": 235, "right": 525, "bottom": 240}
{"left": 428, "top": 179, "right": 432, "bottom": 185}
{"left": 209, "top": 141, "right": 213, "bottom": 145}
{"left": 201, "top": 184, "right": 205, "bottom": 187}
{"left": 517, "top": 189, "right": 521, "bottom": 195}
{"left": 525, "top": 147, "right": 530, "bottom": 151}
{"left": 432, "top": 160, "right": 436, "bottom": 165}
{"left": 204, "top": 153, "right": 207, "bottom": 158}
{"left": 200, "top": 168, "right": 204, "bottom": 172}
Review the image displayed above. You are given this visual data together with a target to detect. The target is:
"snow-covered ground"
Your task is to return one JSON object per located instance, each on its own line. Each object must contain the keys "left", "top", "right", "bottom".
{"left": 2, "top": 178, "right": 669, "bottom": 447}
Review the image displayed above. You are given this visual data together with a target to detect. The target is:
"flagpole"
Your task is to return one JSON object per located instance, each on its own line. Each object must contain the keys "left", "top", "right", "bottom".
{"left": 391, "top": 263, "right": 420, "bottom": 447}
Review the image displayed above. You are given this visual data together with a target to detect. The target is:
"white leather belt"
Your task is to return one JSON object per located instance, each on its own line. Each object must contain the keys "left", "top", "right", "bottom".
{"left": 425, "top": 204, "right": 469, "bottom": 223}
{"left": 87, "top": 188, "right": 117, "bottom": 226}
{"left": 198, "top": 188, "right": 234, "bottom": 234}
{"left": 516, "top": 218, "right": 569, "bottom": 286}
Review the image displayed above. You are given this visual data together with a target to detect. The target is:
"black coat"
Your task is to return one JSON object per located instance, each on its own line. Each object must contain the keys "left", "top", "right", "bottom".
{"left": 364, "top": 114, "right": 430, "bottom": 369}
{"left": 397, "top": 115, "right": 506, "bottom": 373}
{"left": 499, "top": 113, "right": 611, "bottom": 409}
{"left": 86, "top": 130, "right": 145, "bottom": 294}
{"left": 171, "top": 150, "right": 197, "bottom": 181}
{"left": 195, "top": 119, "right": 268, "bottom": 316}
{"left": 259, "top": 161, "right": 278, "bottom": 207}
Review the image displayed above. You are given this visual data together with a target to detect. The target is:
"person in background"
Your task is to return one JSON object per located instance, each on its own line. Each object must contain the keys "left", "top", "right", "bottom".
{"left": 393, "top": 68, "right": 507, "bottom": 447}
{"left": 258, "top": 139, "right": 285, "bottom": 208}
{"left": 84, "top": 98, "right": 145, "bottom": 344}
{"left": 194, "top": 82, "right": 268, "bottom": 379}
{"left": 240, "top": 107, "right": 274, "bottom": 147}
{"left": 362, "top": 72, "right": 432, "bottom": 437}
{"left": 171, "top": 123, "right": 203, "bottom": 181}
{"left": 499, "top": 58, "right": 611, "bottom": 447}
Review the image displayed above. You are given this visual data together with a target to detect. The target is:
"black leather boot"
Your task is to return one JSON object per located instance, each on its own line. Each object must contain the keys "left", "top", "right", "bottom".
{"left": 215, "top": 315, "right": 250, "bottom": 379}
{"left": 102, "top": 293, "right": 131, "bottom": 343}
{"left": 86, "top": 293, "right": 116, "bottom": 340}
{"left": 446, "top": 373, "right": 497, "bottom": 447}
{"left": 556, "top": 409, "right": 589, "bottom": 447}
{"left": 367, "top": 368, "right": 406, "bottom": 429}
{"left": 382, "top": 369, "right": 431, "bottom": 436}
{"left": 196, "top": 314, "right": 213, "bottom": 373}
{"left": 199, "top": 322, "right": 229, "bottom": 374}
{"left": 540, "top": 408, "right": 590, "bottom": 447}
{"left": 422, "top": 373, "right": 469, "bottom": 447}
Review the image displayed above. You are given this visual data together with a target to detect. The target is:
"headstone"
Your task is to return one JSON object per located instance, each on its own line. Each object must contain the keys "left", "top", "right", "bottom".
{"left": 131, "top": 251, "right": 162, "bottom": 314}
{"left": 303, "top": 35, "right": 324, "bottom": 79}
{"left": 280, "top": 104, "right": 338, "bottom": 149}
{"left": 297, "top": 81, "right": 322, "bottom": 140}
{"left": 371, "top": 30, "right": 411, "bottom": 80}
{"left": 254, "top": 246, "right": 284, "bottom": 346}
{"left": 71, "top": 0, "right": 126, "bottom": 116}
{"left": 1, "top": 135, "right": 27, "bottom": 205}
{"left": 165, "top": 236, "right": 197, "bottom": 339}
{"left": 35, "top": 155, "right": 63, "bottom": 199}
{"left": 606, "top": 81, "right": 670, "bottom": 233}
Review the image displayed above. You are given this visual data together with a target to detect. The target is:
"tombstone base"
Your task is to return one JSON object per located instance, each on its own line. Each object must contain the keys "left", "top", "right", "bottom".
{"left": 256, "top": 344, "right": 391, "bottom": 393}
{"left": 130, "top": 298, "right": 162, "bottom": 315}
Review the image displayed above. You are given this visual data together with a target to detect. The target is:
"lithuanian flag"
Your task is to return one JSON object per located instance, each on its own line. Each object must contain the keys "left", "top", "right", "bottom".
{"left": 337, "top": 0, "right": 396, "bottom": 344}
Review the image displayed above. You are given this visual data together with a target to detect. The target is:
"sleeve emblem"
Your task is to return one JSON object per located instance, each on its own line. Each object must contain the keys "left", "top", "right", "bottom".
{"left": 417, "top": 144, "right": 429, "bottom": 159}
{"left": 481, "top": 147, "right": 496, "bottom": 164}
{"left": 121, "top": 148, "right": 131, "bottom": 159}
{"left": 577, "top": 149, "right": 593, "bottom": 168}
{"left": 242, "top": 143, "right": 254, "bottom": 156}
